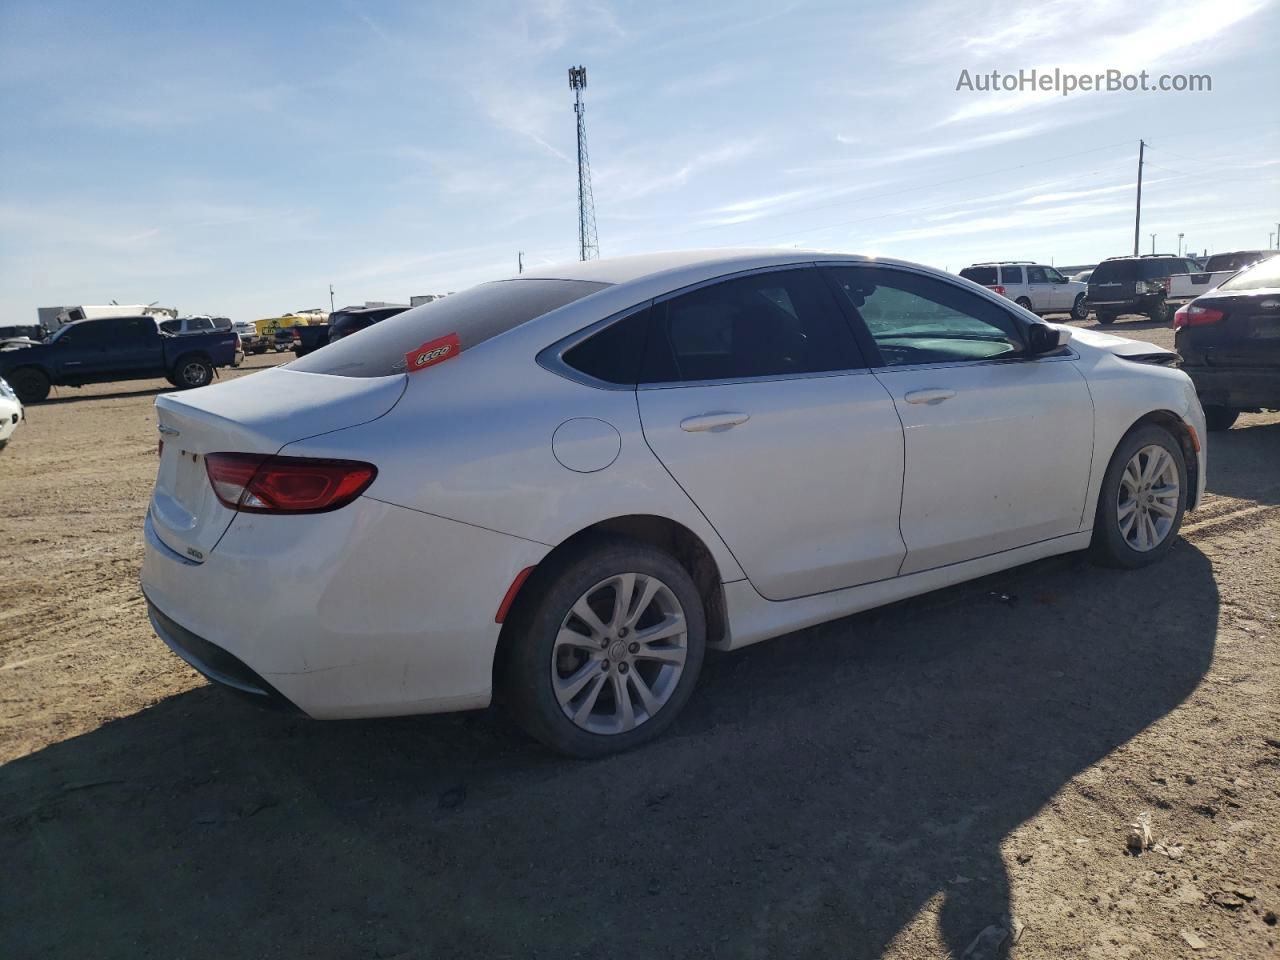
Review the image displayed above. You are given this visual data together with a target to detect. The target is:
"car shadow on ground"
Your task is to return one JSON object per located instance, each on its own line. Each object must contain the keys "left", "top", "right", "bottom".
{"left": 1205, "top": 417, "right": 1280, "bottom": 506}
{"left": 1079, "top": 315, "right": 1169, "bottom": 333}
{"left": 0, "top": 541, "right": 1217, "bottom": 959}
{"left": 38, "top": 385, "right": 173, "bottom": 406}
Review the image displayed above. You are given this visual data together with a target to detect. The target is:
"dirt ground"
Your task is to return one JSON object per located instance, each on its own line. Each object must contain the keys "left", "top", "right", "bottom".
{"left": 1, "top": 320, "right": 1277, "bottom": 960}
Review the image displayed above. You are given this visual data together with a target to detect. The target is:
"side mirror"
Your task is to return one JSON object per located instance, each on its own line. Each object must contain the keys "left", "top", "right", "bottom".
{"left": 1026, "top": 324, "right": 1071, "bottom": 355}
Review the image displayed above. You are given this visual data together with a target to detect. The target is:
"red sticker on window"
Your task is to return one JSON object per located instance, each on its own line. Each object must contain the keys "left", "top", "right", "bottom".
{"left": 404, "top": 333, "right": 461, "bottom": 372}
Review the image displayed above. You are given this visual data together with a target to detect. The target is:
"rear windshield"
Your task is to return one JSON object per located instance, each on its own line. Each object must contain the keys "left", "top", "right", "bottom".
{"left": 1205, "top": 251, "right": 1268, "bottom": 273}
{"left": 1218, "top": 254, "right": 1280, "bottom": 291}
{"left": 959, "top": 266, "right": 998, "bottom": 286}
{"left": 1090, "top": 259, "right": 1180, "bottom": 283}
{"left": 288, "top": 279, "right": 609, "bottom": 378}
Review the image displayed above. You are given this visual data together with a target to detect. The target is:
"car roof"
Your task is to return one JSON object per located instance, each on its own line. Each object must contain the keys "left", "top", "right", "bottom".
{"left": 515, "top": 248, "right": 916, "bottom": 288}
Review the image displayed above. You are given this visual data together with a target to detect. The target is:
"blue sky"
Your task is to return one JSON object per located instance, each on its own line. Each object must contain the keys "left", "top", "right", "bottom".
{"left": 1, "top": 0, "right": 1277, "bottom": 321}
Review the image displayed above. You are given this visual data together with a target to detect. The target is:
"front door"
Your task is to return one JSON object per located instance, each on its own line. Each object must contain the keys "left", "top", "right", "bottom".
{"left": 635, "top": 267, "right": 907, "bottom": 601}
{"left": 823, "top": 264, "right": 1095, "bottom": 574}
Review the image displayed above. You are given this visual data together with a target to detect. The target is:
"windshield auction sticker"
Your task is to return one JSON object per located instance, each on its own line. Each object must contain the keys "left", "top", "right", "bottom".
{"left": 404, "top": 333, "right": 461, "bottom": 372}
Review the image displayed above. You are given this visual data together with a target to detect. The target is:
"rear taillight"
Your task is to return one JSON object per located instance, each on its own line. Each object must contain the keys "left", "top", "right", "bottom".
{"left": 234, "top": 333, "right": 242, "bottom": 350}
{"left": 1172, "top": 304, "right": 1225, "bottom": 329}
{"left": 205, "top": 453, "right": 377, "bottom": 514}
{"left": 989, "top": 285, "right": 1006, "bottom": 296}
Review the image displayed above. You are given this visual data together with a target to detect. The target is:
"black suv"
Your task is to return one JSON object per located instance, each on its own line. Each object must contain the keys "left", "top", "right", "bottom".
{"left": 1087, "top": 255, "right": 1200, "bottom": 324}
{"left": 1174, "top": 253, "right": 1280, "bottom": 431}
{"left": 329, "top": 305, "right": 409, "bottom": 343}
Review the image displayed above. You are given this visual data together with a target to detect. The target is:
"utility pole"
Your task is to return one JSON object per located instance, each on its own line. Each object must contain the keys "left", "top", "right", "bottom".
{"left": 569, "top": 66, "right": 599, "bottom": 261}
{"left": 1178, "top": 232, "right": 1184, "bottom": 257}
{"left": 1275, "top": 222, "right": 1279, "bottom": 249}
{"left": 1133, "top": 140, "right": 1145, "bottom": 257}
{"left": 329, "top": 284, "right": 335, "bottom": 313}
{"left": 518, "top": 251, "right": 524, "bottom": 274}
{"left": 1150, "top": 233, "right": 1157, "bottom": 255}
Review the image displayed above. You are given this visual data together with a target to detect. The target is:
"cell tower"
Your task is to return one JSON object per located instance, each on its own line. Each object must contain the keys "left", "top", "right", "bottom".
{"left": 569, "top": 65, "right": 599, "bottom": 261}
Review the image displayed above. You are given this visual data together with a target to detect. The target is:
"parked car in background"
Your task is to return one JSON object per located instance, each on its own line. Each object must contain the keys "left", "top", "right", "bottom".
{"left": 141, "top": 250, "right": 1205, "bottom": 758}
{"left": 328, "top": 304, "right": 410, "bottom": 343}
{"left": 159, "top": 316, "right": 232, "bottom": 336}
{"left": 1174, "top": 254, "right": 1280, "bottom": 431}
{"left": 0, "top": 314, "right": 240, "bottom": 403}
{"left": 0, "top": 324, "right": 44, "bottom": 345}
{"left": 292, "top": 324, "right": 330, "bottom": 357}
{"left": 1165, "top": 250, "right": 1275, "bottom": 304}
{"left": 958, "top": 262, "right": 1088, "bottom": 319}
{"left": 1072, "top": 269, "right": 1094, "bottom": 283}
{"left": 1087, "top": 255, "right": 1201, "bottom": 324}
{"left": 273, "top": 328, "right": 296, "bottom": 352}
{"left": 0, "top": 376, "right": 23, "bottom": 452}
{"left": 232, "top": 320, "right": 258, "bottom": 348}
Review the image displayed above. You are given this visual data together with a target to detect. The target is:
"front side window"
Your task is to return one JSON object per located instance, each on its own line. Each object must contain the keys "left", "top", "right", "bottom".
{"left": 1045, "top": 268, "right": 1067, "bottom": 283}
{"left": 1026, "top": 266, "right": 1048, "bottom": 283}
{"left": 641, "top": 269, "right": 862, "bottom": 384}
{"left": 826, "top": 266, "right": 1024, "bottom": 367}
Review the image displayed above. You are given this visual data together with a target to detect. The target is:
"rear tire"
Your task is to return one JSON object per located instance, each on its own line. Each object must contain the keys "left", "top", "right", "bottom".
{"left": 1097, "top": 312, "right": 1117, "bottom": 325}
{"left": 172, "top": 357, "right": 213, "bottom": 389}
{"left": 501, "top": 536, "right": 706, "bottom": 758}
{"left": 1147, "top": 299, "right": 1170, "bottom": 324}
{"left": 1071, "top": 294, "right": 1088, "bottom": 320}
{"left": 1090, "top": 424, "right": 1187, "bottom": 569}
{"left": 1203, "top": 406, "right": 1239, "bottom": 432}
{"left": 8, "top": 367, "right": 50, "bottom": 404}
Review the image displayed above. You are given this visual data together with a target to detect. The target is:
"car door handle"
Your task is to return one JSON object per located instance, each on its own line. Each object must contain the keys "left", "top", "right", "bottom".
{"left": 903, "top": 388, "right": 956, "bottom": 405}
{"left": 680, "top": 411, "right": 750, "bottom": 432}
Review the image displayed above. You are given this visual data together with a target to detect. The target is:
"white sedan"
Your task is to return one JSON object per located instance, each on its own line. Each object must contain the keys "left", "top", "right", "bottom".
{"left": 0, "top": 376, "right": 23, "bottom": 452}
{"left": 141, "top": 250, "right": 1207, "bottom": 757}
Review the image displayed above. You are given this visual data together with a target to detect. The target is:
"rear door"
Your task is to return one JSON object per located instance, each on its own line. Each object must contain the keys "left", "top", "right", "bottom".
{"left": 999, "top": 265, "right": 1024, "bottom": 301}
{"left": 635, "top": 266, "right": 907, "bottom": 601}
{"left": 1025, "top": 265, "right": 1053, "bottom": 312}
{"left": 824, "top": 264, "right": 1094, "bottom": 574}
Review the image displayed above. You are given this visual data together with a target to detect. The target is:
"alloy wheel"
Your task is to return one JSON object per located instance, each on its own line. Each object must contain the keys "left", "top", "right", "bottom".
{"left": 1117, "top": 444, "right": 1180, "bottom": 551}
{"left": 182, "top": 362, "right": 209, "bottom": 387}
{"left": 551, "top": 572, "right": 688, "bottom": 735}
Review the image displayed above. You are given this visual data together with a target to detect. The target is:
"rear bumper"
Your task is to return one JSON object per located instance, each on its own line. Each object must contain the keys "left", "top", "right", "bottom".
{"left": 146, "top": 597, "right": 300, "bottom": 711}
{"left": 1088, "top": 296, "right": 1159, "bottom": 313}
{"left": 1182, "top": 365, "right": 1280, "bottom": 410}
{"left": 141, "top": 498, "right": 546, "bottom": 719}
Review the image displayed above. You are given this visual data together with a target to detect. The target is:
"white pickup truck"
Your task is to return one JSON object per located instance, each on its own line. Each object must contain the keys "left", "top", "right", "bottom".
{"left": 1165, "top": 250, "right": 1275, "bottom": 303}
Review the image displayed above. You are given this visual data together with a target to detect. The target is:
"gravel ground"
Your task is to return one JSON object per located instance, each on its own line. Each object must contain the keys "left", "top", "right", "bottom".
{"left": 1, "top": 319, "right": 1277, "bottom": 960}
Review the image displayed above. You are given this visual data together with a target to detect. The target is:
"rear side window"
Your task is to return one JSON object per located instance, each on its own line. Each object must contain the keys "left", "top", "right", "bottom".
{"left": 959, "top": 266, "right": 998, "bottom": 286}
{"left": 641, "top": 269, "right": 862, "bottom": 384}
{"left": 289, "top": 279, "right": 608, "bottom": 378}
{"left": 999, "top": 266, "right": 1024, "bottom": 284}
{"left": 159, "top": 319, "right": 180, "bottom": 334}
{"left": 561, "top": 308, "right": 651, "bottom": 385}
{"left": 1219, "top": 254, "right": 1280, "bottom": 291}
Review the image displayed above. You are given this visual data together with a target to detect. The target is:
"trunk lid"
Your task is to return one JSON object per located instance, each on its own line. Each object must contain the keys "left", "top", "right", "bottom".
{"left": 149, "top": 367, "right": 405, "bottom": 562}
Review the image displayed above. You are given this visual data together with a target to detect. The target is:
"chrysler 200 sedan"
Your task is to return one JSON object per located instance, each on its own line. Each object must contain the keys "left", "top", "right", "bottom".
{"left": 141, "top": 250, "right": 1207, "bottom": 757}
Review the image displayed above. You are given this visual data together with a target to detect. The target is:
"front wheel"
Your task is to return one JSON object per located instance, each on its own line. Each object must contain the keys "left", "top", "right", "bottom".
{"left": 1147, "top": 299, "right": 1169, "bottom": 324}
{"left": 172, "top": 357, "right": 214, "bottom": 389}
{"left": 1090, "top": 424, "right": 1187, "bottom": 568}
{"left": 1203, "top": 405, "right": 1239, "bottom": 432}
{"left": 1015, "top": 296, "right": 1033, "bottom": 312}
{"left": 502, "top": 537, "right": 706, "bottom": 758}
{"left": 1071, "top": 294, "right": 1088, "bottom": 320}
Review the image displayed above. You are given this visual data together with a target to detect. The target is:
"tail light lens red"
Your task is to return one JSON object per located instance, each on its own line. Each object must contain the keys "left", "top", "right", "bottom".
{"left": 989, "top": 285, "right": 1006, "bottom": 296}
{"left": 205, "top": 453, "right": 377, "bottom": 514}
{"left": 1173, "top": 304, "right": 1225, "bottom": 329}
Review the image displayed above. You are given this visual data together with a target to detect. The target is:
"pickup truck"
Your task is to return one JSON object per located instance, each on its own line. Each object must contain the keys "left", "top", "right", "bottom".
{"left": 0, "top": 314, "right": 241, "bottom": 404}
{"left": 1165, "top": 250, "right": 1274, "bottom": 303}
